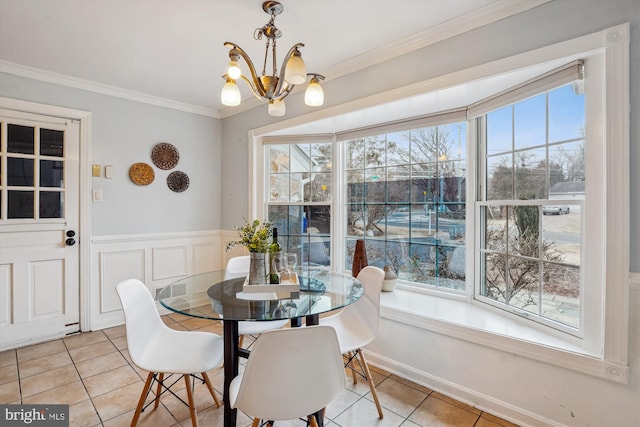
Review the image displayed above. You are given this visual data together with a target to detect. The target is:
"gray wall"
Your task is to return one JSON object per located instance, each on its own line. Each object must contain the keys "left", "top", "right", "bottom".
{"left": 0, "top": 74, "right": 222, "bottom": 235}
{"left": 220, "top": 0, "right": 640, "bottom": 272}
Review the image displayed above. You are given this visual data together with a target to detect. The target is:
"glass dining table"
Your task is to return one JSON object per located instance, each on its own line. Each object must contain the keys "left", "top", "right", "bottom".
{"left": 157, "top": 268, "right": 364, "bottom": 427}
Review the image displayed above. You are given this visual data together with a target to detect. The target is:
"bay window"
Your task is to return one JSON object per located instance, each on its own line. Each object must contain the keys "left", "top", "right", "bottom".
{"left": 255, "top": 23, "right": 629, "bottom": 380}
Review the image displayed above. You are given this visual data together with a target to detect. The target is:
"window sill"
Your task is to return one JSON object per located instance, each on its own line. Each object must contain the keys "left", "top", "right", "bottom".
{"left": 379, "top": 287, "right": 629, "bottom": 383}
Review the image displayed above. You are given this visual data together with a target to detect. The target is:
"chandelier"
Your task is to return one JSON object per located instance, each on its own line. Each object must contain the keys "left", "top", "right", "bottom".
{"left": 220, "top": 1, "right": 325, "bottom": 116}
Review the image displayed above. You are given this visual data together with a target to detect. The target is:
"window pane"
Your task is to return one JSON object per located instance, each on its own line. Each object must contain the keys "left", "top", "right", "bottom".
{"left": 486, "top": 106, "right": 512, "bottom": 155}
{"left": 8, "top": 158, "right": 34, "bottom": 186}
{"left": 365, "top": 136, "right": 385, "bottom": 167}
{"left": 269, "top": 145, "right": 290, "bottom": 172}
{"left": 550, "top": 140, "right": 585, "bottom": 184}
{"left": 270, "top": 174, "right": 289, "bottom": 202}
{"left": 542, "top": 263, "right": 580, "bottom": 328}
{"left": 514, "top": 94, "right": 546, "bottom": 150}
{"left": 345, "top": 139, "right": 365, "bottom": 169}
{"left": 487, "top": 154, "right": 513, "bottom": 200}
{"left": 7, "top": 124, "right": 34, "bottom": 154}
{"left": 542, "top": 204, "right": 581, "bottom": 266}
{"left": 484, "top": 205, "right": 507, "bottom": 251}
{"left": 8, "top": 191, "right": 34, "bottom": 218}
{"left": 290, "top": 172, "right": 305, "bottom": 202}
{"left": 549, "top": 84, "right": 585, "bottom": 142}
{"left": 310, "top": 173, "right": 331, "bottom": 202}
{"left": 40, "top": 191, "right": 64, "bottom": 218}
{"left": 483, "top": 252, "right": 508, "bottom": 303}
{"left": 40, "top": 128, "right": 64, "bottom": 157}
{"left": 387, "top": 131, "right": 409, "bottom": 165}
{"left": 365, "top": 170, "right": 385, "bottom": 203}
{"left": 507, "top": 257, "right": 540, "bottom": 312}
{"left": 40, "top": 160, "right": 64, "bottom": 187}
{"left": 508, "top": 205, "right": 540, "bottom": 258}
{"left": 514, "top": 148, "right": 546, "bottom": 199}
{"left": 291, "top": 144, "right": 310, "bottom": 173}
{"left": 388, "top": 166, "right": 410, "bottom": 203}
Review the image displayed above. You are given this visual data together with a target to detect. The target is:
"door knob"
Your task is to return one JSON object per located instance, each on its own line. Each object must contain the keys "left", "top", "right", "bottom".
{"left": 66, "top": 238, "right": 76, "bottom": 246}
{"left": 66, "top": 230, "right": 76, "bottom": 237}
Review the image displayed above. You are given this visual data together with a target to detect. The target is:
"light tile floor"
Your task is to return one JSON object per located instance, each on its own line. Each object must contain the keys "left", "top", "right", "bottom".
{"left": 0, "top": 313, "right": 519, "bottom": 427}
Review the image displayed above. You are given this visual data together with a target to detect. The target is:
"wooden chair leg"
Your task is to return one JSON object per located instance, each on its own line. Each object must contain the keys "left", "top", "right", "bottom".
{"left": 309, "top": 415, "right": 319, "bottom": 427}
{"left": 347, "top": 352, "right": 358, "bottom": 384}
{"left": 154, "top": 372, "right": 164, "bottom": 409}
{"left": 201, "top": 372, "right": 222, "bottom": 408}
{"left": 251, "top": 418, "right": 260, "bottom": 427}
{"left": 131, "top": 372, "right": 155, "bottom": 427}
{"left": 357, "top": 349, "right": 384, "bottom": 419}
{"left": 184, "top": 374, "right": 199, "bottom": 427}
{"left": 238, "top": 335, "right": 245, "bottom": 348}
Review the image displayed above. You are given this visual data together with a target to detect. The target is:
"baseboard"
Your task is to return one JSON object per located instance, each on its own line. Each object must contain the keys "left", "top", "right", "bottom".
{"left": 364, "top": 350, "right": 564, "bottom": 427}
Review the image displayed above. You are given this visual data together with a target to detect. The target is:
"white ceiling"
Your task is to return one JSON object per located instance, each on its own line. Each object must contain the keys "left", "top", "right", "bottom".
{"left": 0, "top": 0, "right": 546, "bottom": 119}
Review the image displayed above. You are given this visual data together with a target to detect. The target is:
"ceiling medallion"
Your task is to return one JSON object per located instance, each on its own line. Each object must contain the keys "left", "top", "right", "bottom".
{"left": 220, "top": 1, "right": 325, "bottom": 116}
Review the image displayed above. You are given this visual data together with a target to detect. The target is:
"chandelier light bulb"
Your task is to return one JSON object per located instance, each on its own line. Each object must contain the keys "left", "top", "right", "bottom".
{"left": 268, "top": 99, "right": 286, "bottom": 116}
{"left": 305, "top": 76, "right": 324, "bottom": 106}
{"left": 227, "top": 60, "right": 242, "bottom": 80}
{"left": 221, "top": 79, "right": 241, "bottom": 106}
{"left": 284, "top": 49, "right": 307, "bottom": 85}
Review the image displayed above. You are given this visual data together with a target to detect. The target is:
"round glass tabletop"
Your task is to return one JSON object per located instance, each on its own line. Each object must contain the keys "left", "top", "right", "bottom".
{"left": 158, "top": 269, "right": 364, "bottom": 322}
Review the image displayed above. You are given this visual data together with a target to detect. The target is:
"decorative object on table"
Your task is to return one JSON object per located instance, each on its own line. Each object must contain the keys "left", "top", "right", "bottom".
{"left": 220, "top": 1, "right": 325, "bottom": 117}
{"left": 272, "top": 252, "right": 298, "bottom": 284}
{"left": 351, "top": 239, "right": 368, "bottom": 278}
{"left": 167, "top": 170, "right": 190, "bottom": 193}
{"left": 151, "top": 142, "right": 179, "bottom": 170}
{"left": 128, "top": 162, "right": 155, "bottom": 186}
{"left": 268, "top": 227, "right": 282, "bottom": 284}
{"left": 382, "top": 265, "right": 398, "bottom": 292}
{"left": 226, "top": 218, "right": 273, "bottom": 286}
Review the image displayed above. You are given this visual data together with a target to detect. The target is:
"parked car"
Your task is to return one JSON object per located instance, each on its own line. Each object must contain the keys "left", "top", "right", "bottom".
{"left": 543, "top": 205, "right": 570, "bottom": 215}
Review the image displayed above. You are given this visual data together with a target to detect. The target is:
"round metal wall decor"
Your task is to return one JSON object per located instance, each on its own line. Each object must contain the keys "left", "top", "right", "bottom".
{"left": 151, "top": 142, "right": 179, "bottom": 170}
{"left": 129, "top": 162, "right": 155, "bottom": 186}
{"left": 167, "top": 171, "right": 190, "bottom": 192}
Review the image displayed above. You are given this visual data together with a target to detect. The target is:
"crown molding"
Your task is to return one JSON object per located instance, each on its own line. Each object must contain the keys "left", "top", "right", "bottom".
{"left": 324, "top": 0, "right": 552, "bottom": 82}
{"left": 2, "top": 0, "right": 549, "bottom": 120}
{"left": 0, "top": 60, "right": 220, "bottom": 119}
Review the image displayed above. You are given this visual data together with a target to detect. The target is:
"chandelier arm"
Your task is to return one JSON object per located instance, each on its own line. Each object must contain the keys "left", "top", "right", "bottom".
{"left": 224, "top": 42, "right": 267, "bottom": 97}
{"left": 240, "top": 75, "right": 270, "bottom": 102}
{"left": 273, "top": 42, "right": 305, "bottom": 96}
{"left": 276, "top": 85, "right": 294, "bottom": 101}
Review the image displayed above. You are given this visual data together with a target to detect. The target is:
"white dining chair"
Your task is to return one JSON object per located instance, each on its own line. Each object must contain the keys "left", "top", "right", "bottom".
{"left": 229, "top": 325, "right": 345, "bottom": 426}
{"left": 116, "top": 279, "right": 223, "bottom": 427}
{"left": 320, "top": 265, "right": 386, "bottom": 419}
{"left": 225, "top": 255, "right": 289, "bottom": 348}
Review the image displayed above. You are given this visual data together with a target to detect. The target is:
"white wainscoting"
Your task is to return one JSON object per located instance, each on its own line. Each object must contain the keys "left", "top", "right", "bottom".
{"left": 89, "top": 230, "right": 240, "bottom": 330}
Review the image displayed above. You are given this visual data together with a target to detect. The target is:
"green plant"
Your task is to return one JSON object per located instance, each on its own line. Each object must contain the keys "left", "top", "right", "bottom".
{"left": 226, "top": 218, "right": 273, "bottom": 253}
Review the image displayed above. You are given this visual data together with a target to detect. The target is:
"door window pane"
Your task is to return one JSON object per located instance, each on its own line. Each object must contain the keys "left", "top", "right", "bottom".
{"left": 8, "top": 158, "right": 34, "bottom": 186}
{"left": 40, "top": 160, "right": 64, "bottom": 187}
{"left": 7, "top": 124, "right": 34, "bottom": 154}
{"left": 40, "top": 191, "right": 64, "bottom": 218}
{"left": 40, "top": 128, "right": 64, "bottom": 157}
{"left": 8, "top": 191, "right": 34, "bottom": 218}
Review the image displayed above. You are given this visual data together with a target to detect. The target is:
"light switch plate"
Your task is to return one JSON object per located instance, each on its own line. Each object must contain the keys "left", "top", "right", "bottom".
{"left": 104, "top": 165, "right": 114, "bottom": 179}
{"left": 92, "top": 164, "right": 101, "bottom": 177}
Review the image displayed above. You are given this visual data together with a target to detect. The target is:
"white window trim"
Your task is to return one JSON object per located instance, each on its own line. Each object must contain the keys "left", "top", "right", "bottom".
{"left": 250, "top": 23, "right": 630, "bottom": 383}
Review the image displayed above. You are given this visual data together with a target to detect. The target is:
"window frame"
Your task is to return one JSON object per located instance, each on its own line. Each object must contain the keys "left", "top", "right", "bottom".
{"left": 471, "top": 68, "right": 590, "bottom": 338}
{"left": 250, "top": 23, "right": 630, "bottom": 383}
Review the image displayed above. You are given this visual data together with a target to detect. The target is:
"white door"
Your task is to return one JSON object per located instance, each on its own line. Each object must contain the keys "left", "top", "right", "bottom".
{"left": 0, "top": 109, "right": 80, "bottom": 350}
